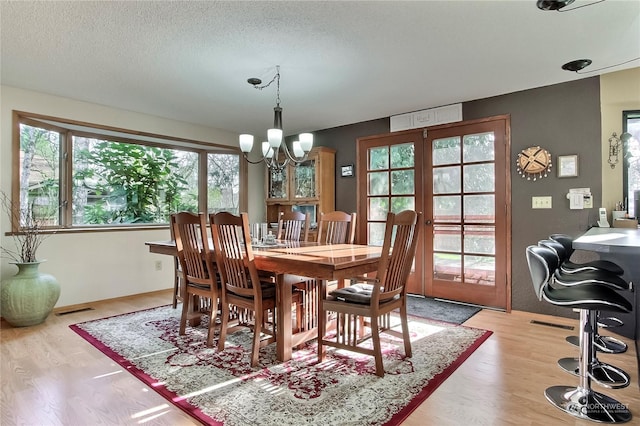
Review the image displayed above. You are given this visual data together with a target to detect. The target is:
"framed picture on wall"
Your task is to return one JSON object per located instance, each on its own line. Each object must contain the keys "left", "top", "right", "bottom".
{"left": 341, "top": 164, "right": 354, "bottom": 177}
{"left": 558, "top": 155, "right": 578, "bottom": 178}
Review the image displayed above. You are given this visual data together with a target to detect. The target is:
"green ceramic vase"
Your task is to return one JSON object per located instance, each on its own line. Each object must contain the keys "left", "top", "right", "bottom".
{"left": 1, "top": 261, "right": 60, "bottom": 327}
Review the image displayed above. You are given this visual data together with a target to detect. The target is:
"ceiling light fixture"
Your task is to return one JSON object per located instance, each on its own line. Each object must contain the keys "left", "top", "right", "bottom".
{"left": 238, "top": 66, "right": 313, "bottom": 171}
{"left": 536, "top": 0, "right": 605, "bottom": 12}
{"left": 561, "top": 57, "right": 640, "bottom": 74}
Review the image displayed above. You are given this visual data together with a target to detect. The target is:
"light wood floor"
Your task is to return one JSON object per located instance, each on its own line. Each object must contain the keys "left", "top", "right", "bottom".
{"left": 1, "top": 290, "right": 638, "bottom": 426}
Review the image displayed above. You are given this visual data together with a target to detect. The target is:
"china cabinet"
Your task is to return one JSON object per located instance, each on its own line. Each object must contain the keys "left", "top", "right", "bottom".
{"left": 265, "top": 146, "right": 335, "bottom": 240}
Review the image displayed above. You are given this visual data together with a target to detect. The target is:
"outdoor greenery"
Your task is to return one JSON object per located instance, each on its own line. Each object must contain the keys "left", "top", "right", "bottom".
{"left": 73, "top": 137, "right": 197, "bottom": 224}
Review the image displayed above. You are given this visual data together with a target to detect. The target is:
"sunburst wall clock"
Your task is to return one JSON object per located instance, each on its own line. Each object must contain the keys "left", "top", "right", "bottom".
{"left": 516, "top": 146, "right": 552, "bottom": 181}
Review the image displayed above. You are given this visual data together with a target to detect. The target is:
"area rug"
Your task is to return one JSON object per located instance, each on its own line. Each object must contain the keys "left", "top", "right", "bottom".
{"left": 406, "top": 295, "right": 482, "bottom": 324}
{"left": 70, "top": 305, "right": 492, "bottom": 426}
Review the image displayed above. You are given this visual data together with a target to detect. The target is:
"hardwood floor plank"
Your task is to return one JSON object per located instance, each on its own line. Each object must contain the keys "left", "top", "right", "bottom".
{"left": 1, "top": 291, "right": 637, "bottom": 425}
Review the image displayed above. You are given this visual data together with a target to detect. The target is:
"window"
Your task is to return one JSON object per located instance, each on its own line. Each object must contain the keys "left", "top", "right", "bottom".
{"left": 622, "top": 110, "right": 640, "bottom": 218}
{"left": 13, "top": 111, "right": 245, "bottom": 231}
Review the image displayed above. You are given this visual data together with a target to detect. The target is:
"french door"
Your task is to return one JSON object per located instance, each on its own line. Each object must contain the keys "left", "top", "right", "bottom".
{"left": 357, "top": 116, "right": 510, "bottom": 310}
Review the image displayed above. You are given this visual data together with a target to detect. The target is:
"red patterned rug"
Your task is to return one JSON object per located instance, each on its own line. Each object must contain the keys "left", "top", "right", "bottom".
{"left": 70, "top": 305, "right": 491, "bottom": 425}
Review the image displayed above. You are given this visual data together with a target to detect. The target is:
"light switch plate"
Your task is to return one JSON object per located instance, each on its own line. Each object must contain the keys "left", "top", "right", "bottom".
{"left": 532, "top": 196, "right": 552, "bottom": 209}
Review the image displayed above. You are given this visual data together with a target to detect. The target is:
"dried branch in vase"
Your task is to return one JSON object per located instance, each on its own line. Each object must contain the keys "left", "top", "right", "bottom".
{"left": 0, "top": 191, "right": 54, "bottom": 263}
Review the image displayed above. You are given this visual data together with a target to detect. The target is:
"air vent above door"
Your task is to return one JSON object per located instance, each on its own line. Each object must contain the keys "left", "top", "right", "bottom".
{"left": 390, "top": 103, "right": 462, "bottom": 132}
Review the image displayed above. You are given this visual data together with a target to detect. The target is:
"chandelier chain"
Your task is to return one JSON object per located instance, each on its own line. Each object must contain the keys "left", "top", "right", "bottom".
{"left": 252, "top": 66, "right": 281, "bottom": 107}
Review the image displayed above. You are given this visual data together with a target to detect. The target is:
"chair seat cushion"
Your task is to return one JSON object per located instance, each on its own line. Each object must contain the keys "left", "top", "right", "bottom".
{"left": 228, "top": 282, "right": 276, "bottom": 300}
{"left": 543, "top": 283, "right": 632, "bottom": 313}
{"left": 562, "top": 259, "right": 624, "bottom": 276}
{"left": 554, "top": 269, "right": 630, "bottom": 291}
{"left": 187, "top": 281, "right": 221, "bottom": 291}
{"left": 260, "top": 283, "right": 276, "bottom": 299}
{"left": 329, "top": 283, "right": 398, "bottom": 305}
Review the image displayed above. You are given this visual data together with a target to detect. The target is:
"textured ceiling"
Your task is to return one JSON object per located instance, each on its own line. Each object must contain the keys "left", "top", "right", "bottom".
{"left": 2, "top": 1, "right": 639, "bottom": 139}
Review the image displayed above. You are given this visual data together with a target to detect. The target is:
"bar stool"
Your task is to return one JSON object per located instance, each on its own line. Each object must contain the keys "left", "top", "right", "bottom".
{"left": 554, "top": 264, "right": 631, "bottom": 355}
{"left": 526, "top": 245, "right": 632, "bottom": 423}
{"left": 539, "top": 239, "right": 630, "bottom": 355}
{"left": 538, "top": 239, "right": 632, "bottom": 388}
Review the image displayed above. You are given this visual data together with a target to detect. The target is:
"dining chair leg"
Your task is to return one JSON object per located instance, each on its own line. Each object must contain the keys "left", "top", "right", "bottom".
{"left": 400, "top": 303, "right": 412, "bottom": 357}
{"left": 317, "top": 284, "right": 326, "bottom": 363}
{"left": 217, "top": 302, "right": 230, "bottom": 352}
{"left": 370, "top": 314, "right": 384, "bottom": 377}
{"left": 251, "top": 308, "right": 264, "bottom": 367}
{"left": 179, "top": 294, "right": 190, "bottom": 335}
{"left": 172, "top": 281, "right": 179, "bottom": 308}
{"left": 206, "top": 306, "right": 217, "bottom": 347}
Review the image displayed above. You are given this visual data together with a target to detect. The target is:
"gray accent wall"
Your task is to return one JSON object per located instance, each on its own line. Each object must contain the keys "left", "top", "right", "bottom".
{"left": 465, "top": 77, "right": 602, "bottom": 317}
{"left": 312, "top": 77, "right": 602, "bottom": 317}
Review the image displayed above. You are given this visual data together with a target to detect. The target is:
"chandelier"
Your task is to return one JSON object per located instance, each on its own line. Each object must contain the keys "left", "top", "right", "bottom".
{"left": 239, "top": 66, "right": 313, "bottom": 170}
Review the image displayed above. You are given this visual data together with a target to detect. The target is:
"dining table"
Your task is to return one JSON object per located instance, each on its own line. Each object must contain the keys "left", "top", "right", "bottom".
{"left": 145, "top": 239, "right": 383, "bottom": 362}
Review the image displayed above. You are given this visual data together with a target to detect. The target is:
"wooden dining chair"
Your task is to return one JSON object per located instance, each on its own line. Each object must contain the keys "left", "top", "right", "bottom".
{"left": 173, "top": 211, "right": 220, "bottom": 347}
{"left": 276, "top": 210, "right": 309, "bottom": 242}
{"left": 169, "top": 213, "right": 183, "bottom": 309}
{"left": 316, "top": 211, "right": 356, "bottom": 244}
{"left": 317, "top": 210, "right": 421, "bottom": 377}
{"left": 210, "top": 212, "right": 278, "bottom": 367}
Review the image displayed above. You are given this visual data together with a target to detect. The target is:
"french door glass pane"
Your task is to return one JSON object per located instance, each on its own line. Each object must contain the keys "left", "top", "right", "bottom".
{"left": 434, "top": 195, "right": 461, "bottom": 222}
{"left": 369, "top": 147, "right": 389, "bottom": 170}
{"left": 368, "top": 171, "right": 389, "bottom": 195}
{"left": 433, "top": 137, "right": 461, "bottom": 165}
{"left": 463, "top": 164, "right": 495, "bottom": 192}
{"left": 433, "top": 166, "right": 461, "bottom": 194}
{"left": 464, "top": 195, "right": 495, "bottom": 223}
{"left": 391, "top": 170, "right": 414, "bottom": 194}
{"left": 368, "top": 222, "right": 386, "bottom": 246}
{"left": 464, "top": 225, "right": 495, "bottom": 254}
{"left": 391, "top": 196, "right": 415, "bottom": 213}
{"left": 390, "top": 143, "right": 415, "bottom": 168}
{"left": 434, "top": 253, "right": 461, "bottom": 281}
{"left": 464, "top": 255, "right": 495, "bottom": 285}
{"left": 434, "top": 225, "right": 461, "bottom": 252}
{"left": 463, "top": 132, "right": 495, "bottom": 162}
{"left": 368, "top": 197, "right": 389, "bottom": 220}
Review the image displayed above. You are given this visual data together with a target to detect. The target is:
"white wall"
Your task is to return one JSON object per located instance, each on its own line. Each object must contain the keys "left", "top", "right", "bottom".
{"left": 600, "top": 67, "right": 640, "bottom": 216}
{"left": 1, "top": 86, "right": 265, "bottom": 307}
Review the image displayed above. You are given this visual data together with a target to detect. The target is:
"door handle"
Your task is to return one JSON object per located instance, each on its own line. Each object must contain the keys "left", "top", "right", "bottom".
{"left": 425, "top": 220, "right": 432, "bottom": 225}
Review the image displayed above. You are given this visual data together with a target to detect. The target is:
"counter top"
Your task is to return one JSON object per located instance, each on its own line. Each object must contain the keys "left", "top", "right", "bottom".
{"left": 572, "top": 227, "right": 640, "bottom": 255}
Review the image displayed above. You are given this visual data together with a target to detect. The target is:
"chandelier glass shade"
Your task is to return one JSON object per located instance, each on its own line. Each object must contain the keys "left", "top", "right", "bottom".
{"left": 239, "top": 66, "right": 313, "bottom": 170}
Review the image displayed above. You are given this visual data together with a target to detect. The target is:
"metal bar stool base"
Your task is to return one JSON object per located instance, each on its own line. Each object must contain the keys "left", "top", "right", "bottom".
{"left": 566, "top": 335, "right": 628, "bottom": 354}
{"left": 545, "top": 385, "right": 632, "bottom": 423}
{"left": 557, "top": 358, "right": 630, "bottom": 389}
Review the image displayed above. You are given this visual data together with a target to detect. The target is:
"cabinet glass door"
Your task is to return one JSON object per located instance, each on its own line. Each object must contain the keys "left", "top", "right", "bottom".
{"left": 293, "top": 159, "right": 316, "bottom": 199}
{"left": 268, "top": 167, "right": 288, "bottom": 199}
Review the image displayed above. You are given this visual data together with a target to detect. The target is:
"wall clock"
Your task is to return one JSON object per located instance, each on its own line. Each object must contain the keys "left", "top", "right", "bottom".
{"left": 516, "top": 146, "right": 552, "bottom": 181}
